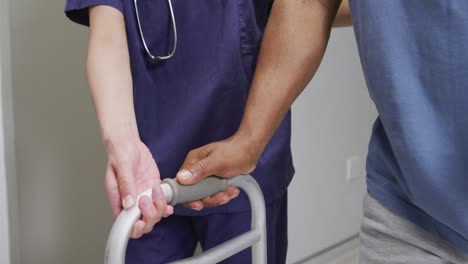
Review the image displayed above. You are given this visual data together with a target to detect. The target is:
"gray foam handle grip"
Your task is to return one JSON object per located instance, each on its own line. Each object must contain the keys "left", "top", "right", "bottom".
{"left": 162, "top": 176, "right": 228, "bottom": 205}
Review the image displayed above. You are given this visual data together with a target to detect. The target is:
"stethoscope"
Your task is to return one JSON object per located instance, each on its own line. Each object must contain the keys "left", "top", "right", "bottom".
{"left": 134, "top": 0, "right": 177, "bottom": 61}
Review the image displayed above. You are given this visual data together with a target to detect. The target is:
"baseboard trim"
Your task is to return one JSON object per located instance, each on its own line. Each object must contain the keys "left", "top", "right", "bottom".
{"left": 292, "top": 234, "right": 359, "bottom": 264}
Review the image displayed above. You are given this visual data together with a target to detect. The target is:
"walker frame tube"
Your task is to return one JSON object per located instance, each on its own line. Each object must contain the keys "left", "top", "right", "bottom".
{"left": 104, "top": 175, "right": 267, "bottom": 264}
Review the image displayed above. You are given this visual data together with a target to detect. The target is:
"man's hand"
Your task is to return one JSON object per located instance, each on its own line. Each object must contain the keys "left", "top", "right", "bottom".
{"left": 176, "top": 134, "right": 262, "bottom": 210}
{"left": 105, "top": 139, "right": 173, "bottom": 238}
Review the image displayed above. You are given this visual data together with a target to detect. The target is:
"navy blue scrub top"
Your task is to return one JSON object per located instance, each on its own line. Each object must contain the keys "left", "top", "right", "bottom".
{"left": 350, "top": 0, "right": 468, "bottom": 252}
{"left": 65, "top": 0, "right": 294, "bottom": 215}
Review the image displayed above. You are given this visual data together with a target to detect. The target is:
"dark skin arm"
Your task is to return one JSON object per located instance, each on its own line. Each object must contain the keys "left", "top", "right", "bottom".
{"left": 334, "top": 0, "right": 352, "bottom": 27}
{"left": 176, "top": 0, "right": 343, "bottom": 209}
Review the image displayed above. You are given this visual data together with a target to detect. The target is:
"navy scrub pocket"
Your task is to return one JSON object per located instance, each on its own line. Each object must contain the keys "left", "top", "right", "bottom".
{"left": 237, "top": 0, "right": 273, "bottom": 55}
{"left": 237, "top": 0, "right": 273, "bottom": 83}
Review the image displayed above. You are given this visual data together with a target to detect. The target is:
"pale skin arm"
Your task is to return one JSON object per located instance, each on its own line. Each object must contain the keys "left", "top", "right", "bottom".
{"left": 177, "top": 0, "right": 343, "bottom": 209}
{"left": 88, "top": 6, "right": 172, "bottom": 238}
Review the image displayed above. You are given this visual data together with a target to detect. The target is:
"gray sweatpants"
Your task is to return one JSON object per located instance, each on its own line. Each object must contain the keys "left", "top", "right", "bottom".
{"left": 360, "top": 194, "right": 468, "bottom": 264}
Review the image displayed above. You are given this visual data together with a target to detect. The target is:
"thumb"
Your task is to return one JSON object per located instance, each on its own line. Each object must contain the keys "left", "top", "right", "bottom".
{"left": 177, "top": 156, "right": 222, "bottom": 185}
{"left": 116, "top": 164, "right": 137, "bottom": 209}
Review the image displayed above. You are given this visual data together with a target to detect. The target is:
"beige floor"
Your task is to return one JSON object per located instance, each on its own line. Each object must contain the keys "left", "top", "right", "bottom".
{"left": 298, "top": 237, "right": 359, "bottom": 264}
{"left": 195, "top": 236, "right": 360, "bottom": 264}
{"left": 326, "top": 248, "right": 359, "bottom": 264}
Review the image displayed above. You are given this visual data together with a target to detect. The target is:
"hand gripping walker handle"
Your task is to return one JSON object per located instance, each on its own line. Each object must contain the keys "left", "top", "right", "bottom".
{"left": 104, "top": 175, "right": 267, "bottom": 264}
{"left": 161, "top": 176, "right": 229, "bottom": 206}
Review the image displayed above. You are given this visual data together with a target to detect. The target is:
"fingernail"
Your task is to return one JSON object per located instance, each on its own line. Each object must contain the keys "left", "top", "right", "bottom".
{"left": 219, "top": 199, "right": 229, "bottom": 206}
{"left": 155, "top": 186, "right": 164, "bottom": 201}
{"left": 138, "top": 225, "right": 145, "bottom": 234}
{"left": 141, "top": 196, "right": 150, "bottom": 209}
{"left": 123, "top": 195, "right": 134, "bottom": 209}
{"left": 232, "top": 189, "right": 240, "bottom": 198}
{"left": 178, "top": 170, "right": 193, "bottom": 181}
{"left": 167, "top": 206, "right": 174, "bottom": 215}
{"left": 192, "top": 204, "right": 202, "bottom": 211}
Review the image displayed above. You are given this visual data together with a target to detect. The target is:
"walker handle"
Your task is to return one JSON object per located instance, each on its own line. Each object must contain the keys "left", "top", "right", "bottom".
{"left": 104, "top": 175, "right": 267, "bottom": 264}
{"left": 162, "top": 177, "right": 228, "bottom": 205}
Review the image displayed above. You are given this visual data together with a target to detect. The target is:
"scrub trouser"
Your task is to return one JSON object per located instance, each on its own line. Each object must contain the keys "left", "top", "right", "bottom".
{"left": 126, "top": 192, "right": 288, "bottom": 264}
{"left": 360, "top": 194, "right": 468, "bottom": 264}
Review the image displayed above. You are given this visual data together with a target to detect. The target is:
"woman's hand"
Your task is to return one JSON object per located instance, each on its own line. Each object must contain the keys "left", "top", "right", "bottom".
{"left": 88, "top": 6, "right": 172, "bottom": 239}
{"left": 105, "top": 139, "right": 173, "bottom": 238}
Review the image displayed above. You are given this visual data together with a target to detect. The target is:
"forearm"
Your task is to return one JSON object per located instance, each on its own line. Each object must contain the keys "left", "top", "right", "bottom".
{"left": 333, "top": 0, "right": 352, "bottom": 27}
{"left": 88, "top": 6, "right": 139, "bottom": 149}
{"left": 236, "top": 0, "right": 341, "bottom": 153}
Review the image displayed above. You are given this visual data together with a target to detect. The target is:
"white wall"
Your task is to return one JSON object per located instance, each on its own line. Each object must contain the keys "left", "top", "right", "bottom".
{"left": 0, "top": 44, "right": 12, "bottom": 264}
{"left": 10, "top": 1, "right": 113, "bottom": 263}
{"left": 1, "top": 0, "right": 20, "bottom": 262}
{"left": 287, "top": 28, "right": 376, "bottom": 263}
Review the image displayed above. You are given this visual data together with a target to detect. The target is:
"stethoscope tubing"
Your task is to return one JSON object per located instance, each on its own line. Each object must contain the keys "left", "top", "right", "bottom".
{"left": 134, "top": 0, "right": 177, "bottom": 61}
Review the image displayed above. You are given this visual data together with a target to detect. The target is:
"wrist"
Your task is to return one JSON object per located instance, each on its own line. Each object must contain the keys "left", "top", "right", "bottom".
{"left": 102, "top": 127, "right": 140, "bottom": 154}
{"left": 232, "top": 128, "right": 266, "bottom": 162}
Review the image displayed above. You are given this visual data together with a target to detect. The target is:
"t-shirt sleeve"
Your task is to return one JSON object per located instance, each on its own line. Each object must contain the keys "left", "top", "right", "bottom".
{"left": 65, "top": 0, "right": 124, "bottom": 26}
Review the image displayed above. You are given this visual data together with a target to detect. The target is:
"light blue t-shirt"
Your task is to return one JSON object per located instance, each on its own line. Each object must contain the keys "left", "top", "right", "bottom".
{"left": 350, "top": 0, "right": 468, "bottom": 252}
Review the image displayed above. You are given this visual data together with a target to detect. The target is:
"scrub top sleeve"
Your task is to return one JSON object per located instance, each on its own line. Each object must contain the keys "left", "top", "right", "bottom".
{"left": 65, "top": 0, "right": 124, "bottom": 26}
